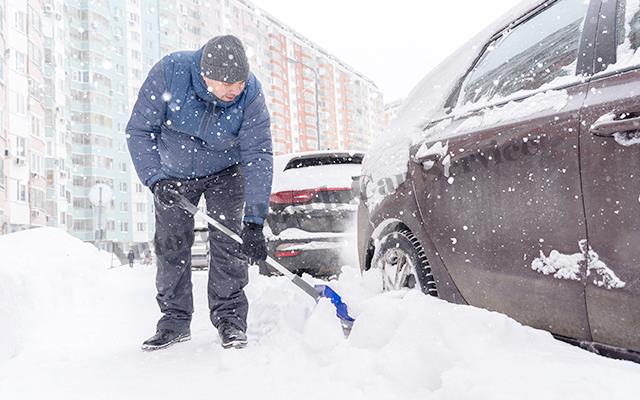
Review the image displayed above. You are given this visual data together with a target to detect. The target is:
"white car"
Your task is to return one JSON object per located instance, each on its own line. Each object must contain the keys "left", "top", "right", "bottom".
{"left": 262, "top": 151, "right": 363, "bottom": 277}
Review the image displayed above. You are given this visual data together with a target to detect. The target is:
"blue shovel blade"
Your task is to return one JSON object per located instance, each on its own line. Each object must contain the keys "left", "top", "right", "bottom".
{"left": 314, "top": 284, "right": 355, "bottom": 332}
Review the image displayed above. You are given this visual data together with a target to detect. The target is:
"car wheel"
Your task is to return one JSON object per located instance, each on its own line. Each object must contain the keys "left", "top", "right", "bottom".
{"left": 372, "top": 229, "right": 438, "bottom": 296}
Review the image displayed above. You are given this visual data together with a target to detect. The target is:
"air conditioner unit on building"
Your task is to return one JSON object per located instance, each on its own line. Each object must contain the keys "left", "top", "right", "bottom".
{"left": 16, "top": 158, "right": 26, "bottom": 166}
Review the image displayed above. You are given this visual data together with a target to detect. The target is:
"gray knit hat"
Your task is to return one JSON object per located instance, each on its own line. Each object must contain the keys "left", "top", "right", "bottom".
{"left": 200, "top": 35, "right": 249, "bottom": 82}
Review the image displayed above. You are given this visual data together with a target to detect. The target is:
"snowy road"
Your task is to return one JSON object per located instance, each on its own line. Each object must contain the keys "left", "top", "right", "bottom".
{"left": 1, "top": 228, "right": 639, "bottom": 400}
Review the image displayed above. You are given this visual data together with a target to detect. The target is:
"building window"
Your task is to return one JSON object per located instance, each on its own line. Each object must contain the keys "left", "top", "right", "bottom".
{"left": 14, "top": 10, "right": 26, "bottom": 32}
{"left": 73, "top": 219, "right": 93, "bottom": 231}
{"left": 135, "top": 202, "right": 145, "bottom": 212}
{"left": 29, "top": 42, "right": 42, "bottom": 67}
{"left": 15, "top": 51, "right": 26, "bottom": 73}
{"left": 16, "top": 181, "right": 27, "bottom": 202}
{"left": 29, "top": 7, "right": 42, "bottom": 33}
{"left": 15, "top": 94, "right": 26, "bottom": 115}
{"left": 16, "top": 137, "right": 27, "bottom": 158}
{"left": 72, "top": 70, "right": 89, "bottom": 83}
{"left": 136, "top": 222, "right": 146, "bottom": 232}
{"left": 30, "top": 154, "right": 43, "bottom": 176}
{"left": 120, "top": 222, "right": 128, "bottom": 232}
{"left": 31, "top": 116, "right": 41, "bottom": 137}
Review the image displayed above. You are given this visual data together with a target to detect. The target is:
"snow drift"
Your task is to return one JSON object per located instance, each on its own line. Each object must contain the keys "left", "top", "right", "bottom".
{"left": 0, "top": 228, "right": 638, "bottom": 400}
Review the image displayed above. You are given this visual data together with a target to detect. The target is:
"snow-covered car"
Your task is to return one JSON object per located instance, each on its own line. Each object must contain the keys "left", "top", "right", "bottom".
{"left": 358, "top": 0, "right": 640, "bottom": 361}
{"left": 261, "top": 151, "right": 363, "bottom": 277}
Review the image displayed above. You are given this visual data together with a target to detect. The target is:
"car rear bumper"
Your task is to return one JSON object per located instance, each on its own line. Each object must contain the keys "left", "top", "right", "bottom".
{"left": 263, "top": 230, "right": 356, "bottom": 277}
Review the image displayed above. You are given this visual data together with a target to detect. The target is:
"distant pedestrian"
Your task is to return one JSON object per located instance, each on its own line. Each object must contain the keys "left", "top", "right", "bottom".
{"left": 128, "top": 250, "right": 135, "bottom": 268}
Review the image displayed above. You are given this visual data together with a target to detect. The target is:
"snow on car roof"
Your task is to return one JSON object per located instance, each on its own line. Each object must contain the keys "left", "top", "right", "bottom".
{"left": 362, "top": 0, "right": 544, "bottom": 210}
{"left": 272, "top": 150, "right": 364, "bottom": 193}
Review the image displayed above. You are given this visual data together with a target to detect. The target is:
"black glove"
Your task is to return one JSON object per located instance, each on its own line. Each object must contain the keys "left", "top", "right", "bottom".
{"left": 240, "top": 223, "right": 267, "bottom": 264}
{"left": 152, "top": 180, "right": 182, "bottom": 208}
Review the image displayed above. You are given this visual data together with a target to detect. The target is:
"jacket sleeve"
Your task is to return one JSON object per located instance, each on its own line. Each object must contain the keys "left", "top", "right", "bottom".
{"left": 125, "top": 58, "right": 169, "bottom": 188}
{"left": 238, "top": 86, "right": 273, "bottom": 225}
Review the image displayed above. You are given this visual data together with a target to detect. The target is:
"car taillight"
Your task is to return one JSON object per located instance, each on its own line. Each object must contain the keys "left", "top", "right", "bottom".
{"left": 275, "top": 250, "right": 302, "bottom": 257}
{"left": 270, "top": 187, "right": 352, "bottom": 205}
{"left": 269, "top": 191, "right": 294, "bottom": 204}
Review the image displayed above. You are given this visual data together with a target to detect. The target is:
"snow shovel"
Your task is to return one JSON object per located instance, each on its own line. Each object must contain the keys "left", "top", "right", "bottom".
{"left": 177, "top": 196, "right": 356, "bottom": 335}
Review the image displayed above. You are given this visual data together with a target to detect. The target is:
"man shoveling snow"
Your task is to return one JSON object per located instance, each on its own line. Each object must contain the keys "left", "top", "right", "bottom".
{"left": 126, "top": 34, "right": 273, "bottom": 350}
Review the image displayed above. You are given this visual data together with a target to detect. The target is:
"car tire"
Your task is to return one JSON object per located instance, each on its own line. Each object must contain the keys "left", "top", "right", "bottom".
{"left": 371, "top": 229, "right": 438, "bottom": 296}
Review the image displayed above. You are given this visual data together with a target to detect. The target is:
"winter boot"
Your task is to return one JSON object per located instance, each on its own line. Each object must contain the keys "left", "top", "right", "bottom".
{"left": 218, "top": 322, "right": 247, "bottom": 349}
{"left": 141, "top": 329, "right": 191, "bottom": 351}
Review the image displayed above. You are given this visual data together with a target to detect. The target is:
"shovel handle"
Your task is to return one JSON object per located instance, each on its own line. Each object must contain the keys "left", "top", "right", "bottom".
{"left": 178, "top": 197, "right": 321, "bottom": 301}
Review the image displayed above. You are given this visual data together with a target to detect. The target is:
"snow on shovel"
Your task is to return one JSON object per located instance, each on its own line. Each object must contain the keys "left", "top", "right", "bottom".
{"left": 177, "top": 196, "right": 356, "bottom": 336}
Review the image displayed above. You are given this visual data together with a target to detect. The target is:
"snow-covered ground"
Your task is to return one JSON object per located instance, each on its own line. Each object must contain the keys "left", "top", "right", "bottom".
{"left": 1, "top": 228, "right": 639, "bottom": 400}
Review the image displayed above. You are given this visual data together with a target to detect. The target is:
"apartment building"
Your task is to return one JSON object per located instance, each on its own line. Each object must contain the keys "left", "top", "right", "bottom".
{"left": 1, "top": 0, "right": 48, "bottom": 234}
{"left": 224, "top": 0, "right": 384, "bottom": 154}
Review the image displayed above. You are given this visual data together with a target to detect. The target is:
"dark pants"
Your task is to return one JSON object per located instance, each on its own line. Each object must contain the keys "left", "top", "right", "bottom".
{"left": 153, "top": 165, "right": 248, "bottom": 333}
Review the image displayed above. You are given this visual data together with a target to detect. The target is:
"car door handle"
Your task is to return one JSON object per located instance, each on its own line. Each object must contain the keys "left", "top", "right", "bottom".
{"left": 589, "top": 116, "right": 640, "bottom": 137}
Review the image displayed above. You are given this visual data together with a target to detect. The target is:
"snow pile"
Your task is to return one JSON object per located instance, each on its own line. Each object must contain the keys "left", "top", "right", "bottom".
{"left": 1, "top": 228, "right": 639, "bottom": 399}
{"left": 0, "top": 228, "right": 110, "bottom": 361}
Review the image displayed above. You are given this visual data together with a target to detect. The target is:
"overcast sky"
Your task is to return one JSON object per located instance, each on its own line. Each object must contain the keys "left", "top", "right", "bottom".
{"left": 252, "top": 0, "right": 523, "bottom": 102}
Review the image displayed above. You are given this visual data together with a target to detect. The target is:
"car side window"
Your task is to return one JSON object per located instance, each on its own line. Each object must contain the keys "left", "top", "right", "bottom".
{"left": 615, "top": 0, "right": 640, "bottom": 67}
{"left": 457, "top": 0, "right": 590, "bottom": 107}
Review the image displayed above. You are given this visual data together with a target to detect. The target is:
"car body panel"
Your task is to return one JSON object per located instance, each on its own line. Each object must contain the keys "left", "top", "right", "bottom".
{"left": 411, "top": 82, "right": 592, "bottom": 340}
{"left": 580, "top": 69, "right": 640, "bottom": 352}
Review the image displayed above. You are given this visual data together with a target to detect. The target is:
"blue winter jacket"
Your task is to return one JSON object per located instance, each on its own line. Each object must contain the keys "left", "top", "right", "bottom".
{"left": 126, "top": 46, "right": 273, "bottom": 224}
